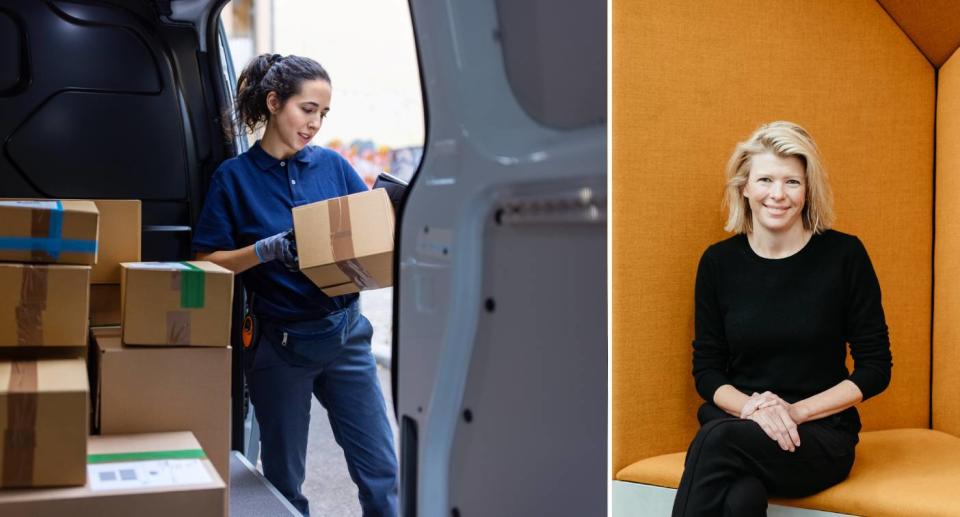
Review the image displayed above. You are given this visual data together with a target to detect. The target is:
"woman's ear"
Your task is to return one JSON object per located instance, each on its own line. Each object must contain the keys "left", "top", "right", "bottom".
{"left": 266, "top": 91, "right": 280, "bottom": 115}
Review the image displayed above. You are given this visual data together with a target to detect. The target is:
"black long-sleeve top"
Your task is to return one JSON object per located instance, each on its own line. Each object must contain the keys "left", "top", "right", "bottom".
{"left": 692, "top": 230, "right": 892, "bottom": 428}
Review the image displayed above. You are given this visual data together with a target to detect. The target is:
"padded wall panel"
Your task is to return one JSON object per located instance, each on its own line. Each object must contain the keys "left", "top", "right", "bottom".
{"left": 0, "top": 11, "right": 22, "bottom": 93}
{"left": 613, "top": 0, "right": 934, "bottom": 474}
{"left": 7, "top": 91, "right": 186, "bottom": 198}
{"left": 934, "top": 49, "right": 960, "bottom": 438}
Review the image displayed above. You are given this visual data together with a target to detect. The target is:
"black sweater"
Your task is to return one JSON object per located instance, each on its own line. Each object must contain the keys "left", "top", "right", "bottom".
{"left": 692, "top": 230, "right": 892, "bottom": 419}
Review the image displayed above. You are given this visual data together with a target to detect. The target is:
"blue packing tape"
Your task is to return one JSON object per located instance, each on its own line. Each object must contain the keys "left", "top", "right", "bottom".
{"left": 0, "top": 200, "right": 96, "bottom": 258}
{"left": 48, "top": 200, "right": 64, "bottom": 259}
{"left": 0, "top": 237, "right": 97, "bottom": 254}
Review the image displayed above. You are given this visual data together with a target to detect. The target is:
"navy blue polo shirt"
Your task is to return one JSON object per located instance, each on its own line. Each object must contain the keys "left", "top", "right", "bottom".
{"left": 192, "top": 141, "right": 368, "bottom": 321}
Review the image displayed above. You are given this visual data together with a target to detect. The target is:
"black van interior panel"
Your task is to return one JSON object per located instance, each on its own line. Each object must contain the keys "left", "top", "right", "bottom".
{"left": 0, "top": 0, "right": 228, "bottom": 261}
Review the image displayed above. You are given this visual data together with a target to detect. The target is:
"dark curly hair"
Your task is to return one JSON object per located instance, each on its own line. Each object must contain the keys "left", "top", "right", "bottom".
{"left": 232, "top": 53, "right": 331, "bottom": 135}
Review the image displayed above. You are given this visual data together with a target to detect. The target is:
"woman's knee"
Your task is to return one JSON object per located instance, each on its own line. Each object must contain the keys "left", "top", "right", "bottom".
{"left": 724, "top": 476, "right": 767, "bottom": 517}
{"left": 695, "top": 418, "right": 754, "bottom": 452}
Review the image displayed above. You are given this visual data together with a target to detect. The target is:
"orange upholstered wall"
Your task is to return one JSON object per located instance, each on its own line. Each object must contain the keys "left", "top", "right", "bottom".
{"left": 613, "top": 0, "right": 934, "bottom": 474}
{"left": 934, "top": 49, "right": 960, "bottom": 437}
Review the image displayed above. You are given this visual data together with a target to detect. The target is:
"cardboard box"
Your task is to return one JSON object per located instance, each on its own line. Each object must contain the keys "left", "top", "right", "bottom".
{"left": 0, "top": 263, "right": 90, "bottom": 348}
{"left": 0, "top": 431, "right": 226, "bottom": 517}
{"left": 89, "top": 200, "right": 141, "bottom": 284}
{"left": 0, "top": 358, "right": 88, "bottom": 487}
{"left": 120, "top": 261, "right": 234, "bottom": 347}
{"left": 293, "top": 188, "right": 394, "bottom": 296}
{"left": 91, "top": 327, "right": 231, "bottom": 482}
{"left": 0, "top": 200, "right": 99, "bottom": 265}
{"left": 89, "top": 284, "right": 121, "bottom": 328}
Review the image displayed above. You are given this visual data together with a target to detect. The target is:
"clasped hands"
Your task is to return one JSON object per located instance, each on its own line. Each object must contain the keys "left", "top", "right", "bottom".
{"left": 740, "top": 391, "right": 805, "bottom": 452}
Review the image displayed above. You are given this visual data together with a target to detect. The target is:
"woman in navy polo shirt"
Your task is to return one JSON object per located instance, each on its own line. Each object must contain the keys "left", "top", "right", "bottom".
{"left": 193, "top": 54, "right": 397, "bottom": 516}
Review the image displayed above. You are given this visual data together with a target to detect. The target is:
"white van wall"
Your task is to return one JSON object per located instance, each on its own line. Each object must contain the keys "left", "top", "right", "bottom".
{"left": 397, "top": 1, "right": 607, "bottom": 515}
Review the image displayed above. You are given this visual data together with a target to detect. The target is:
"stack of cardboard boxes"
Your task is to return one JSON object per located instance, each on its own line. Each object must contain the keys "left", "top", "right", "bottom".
{"left": 0, "top": 200, "right": 98, "bottom": 490}
{"left": 0, "top": 187, "right": 396, "bottom": 514}
{"left": 0, "top": 199, "right": 230, "bottom": 516}
{"left": 85, "top": 199, "right": 235, "bottom": 484}
{"left": 92, "top": 259, "right": 234, "bottom": 483}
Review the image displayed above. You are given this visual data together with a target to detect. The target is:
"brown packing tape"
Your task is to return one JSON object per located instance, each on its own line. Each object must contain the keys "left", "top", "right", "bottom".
{"left": 3, "top": 361, "right": 38, "bottom": 487}
{"left": 15, "top": 266, "right": 47, "bottom": 346}
{"left": 166, "top": 269, "right": 192, "bottom": 344}
{"left": 29, "top": 207, "right": 50, "bottom": 262}
{"left": 166, "top": 310, "right": 191, "bottom": 345}
{"left": 327, "top": 197, "right": 380, "bottom": 291}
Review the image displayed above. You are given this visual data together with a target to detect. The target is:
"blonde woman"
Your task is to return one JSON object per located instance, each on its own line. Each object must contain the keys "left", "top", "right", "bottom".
{"left": 671, "top": 122, "right": 892, "bottom": 516}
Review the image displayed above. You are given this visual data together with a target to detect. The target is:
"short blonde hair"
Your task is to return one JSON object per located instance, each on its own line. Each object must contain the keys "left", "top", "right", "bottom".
{"left": 723, "top": 121, "right": 835, "bottom": 234}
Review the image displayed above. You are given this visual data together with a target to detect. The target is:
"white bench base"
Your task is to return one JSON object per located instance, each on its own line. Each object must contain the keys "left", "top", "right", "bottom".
{"left": 612, "top": 480, "right": 855, "bottom": 517}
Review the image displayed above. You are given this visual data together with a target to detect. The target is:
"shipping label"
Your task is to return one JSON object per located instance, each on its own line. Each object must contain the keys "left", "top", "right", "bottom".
{"left": 88, "top": 459, "right": 212, "bottom": 491}
{"left": 0, "top": 200, "right": 59, "bottom": 210}
{"left": 126, "top": 262, "right": 192, "bottom": 271}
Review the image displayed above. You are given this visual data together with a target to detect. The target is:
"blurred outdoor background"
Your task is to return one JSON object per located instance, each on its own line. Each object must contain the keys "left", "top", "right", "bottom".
{"left": 222, "top": 0, "right": 424, "bottom": 186}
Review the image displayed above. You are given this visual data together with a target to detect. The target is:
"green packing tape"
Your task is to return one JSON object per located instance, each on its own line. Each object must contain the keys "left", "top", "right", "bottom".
{"left": 179, "top": 262, "right": 205, "bottom": 309}
{"left": 87, "top": 448, "right": 207, "bottom": 464}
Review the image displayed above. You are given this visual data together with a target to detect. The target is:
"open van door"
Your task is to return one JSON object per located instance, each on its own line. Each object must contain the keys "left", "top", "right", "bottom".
{"left": 396, "top": 1, "right": 607, "bottom": 515}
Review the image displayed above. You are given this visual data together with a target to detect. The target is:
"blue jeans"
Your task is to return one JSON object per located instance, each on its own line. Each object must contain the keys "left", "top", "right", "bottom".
{"left": 245, "top": 303, "right": 398, "bottom": 516}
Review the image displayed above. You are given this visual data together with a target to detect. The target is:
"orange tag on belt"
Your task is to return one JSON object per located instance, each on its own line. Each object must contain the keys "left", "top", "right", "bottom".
{"left": 241, "top": 314, "right": 255, "bottom": 348}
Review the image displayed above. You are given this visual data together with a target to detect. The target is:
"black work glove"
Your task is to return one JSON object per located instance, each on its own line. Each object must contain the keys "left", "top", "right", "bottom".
{"left": 254, "top": 229, "right": 299, "bottom": 272}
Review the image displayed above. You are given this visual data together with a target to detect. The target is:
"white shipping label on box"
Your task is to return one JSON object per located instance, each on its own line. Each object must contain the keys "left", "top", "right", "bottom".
{"left": 0, "top": 200, "right": 59, "bottom": 209}
{"left": 88, "top": 459, "right": 212, "bottom": 491}
{"left": 125, "top": 262, "right": 191, "bottom": 271}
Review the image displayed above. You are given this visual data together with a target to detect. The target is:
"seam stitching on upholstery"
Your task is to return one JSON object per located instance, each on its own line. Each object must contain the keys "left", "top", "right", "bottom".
{"left": 930, "top": 67, "right": 938, "bottom": 431}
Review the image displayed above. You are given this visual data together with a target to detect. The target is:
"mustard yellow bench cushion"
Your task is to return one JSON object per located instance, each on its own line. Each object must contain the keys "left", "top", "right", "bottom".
{"left": 615, "top": 429, "right": 960, "bottom": 516}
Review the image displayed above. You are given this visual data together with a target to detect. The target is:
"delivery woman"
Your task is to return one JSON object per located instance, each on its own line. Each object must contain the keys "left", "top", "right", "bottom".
{"left": 192, "top": 53, "right": 398, "bottom": 516}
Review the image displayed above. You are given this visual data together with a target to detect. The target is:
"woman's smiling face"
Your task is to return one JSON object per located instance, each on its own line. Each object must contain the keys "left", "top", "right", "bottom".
{"left": 742, "top": 152, "right": 807, "bottom": 234}
{"left": 266, "top": 78, "right": 331, "bottom": 155}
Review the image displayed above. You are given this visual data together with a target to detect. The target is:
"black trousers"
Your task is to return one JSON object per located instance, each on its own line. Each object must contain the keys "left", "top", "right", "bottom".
{"left": 671, "top": 403, "right": 858, "bottom": 517}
